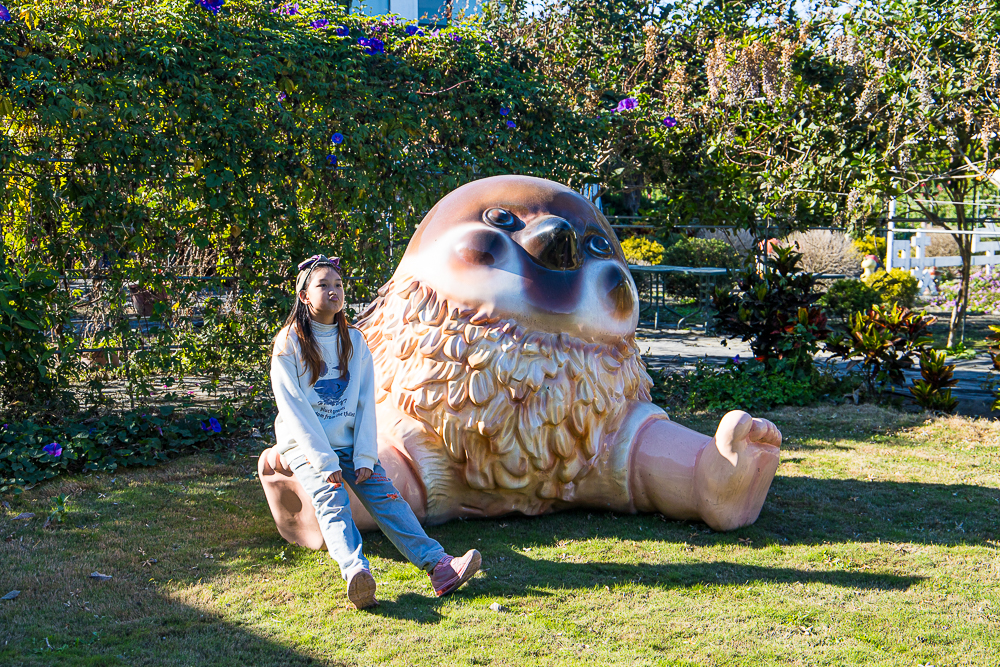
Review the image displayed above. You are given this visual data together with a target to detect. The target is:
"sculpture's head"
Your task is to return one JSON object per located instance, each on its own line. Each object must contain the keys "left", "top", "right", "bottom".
{"left": 395, "top": 175, "right": 638, "bottom": 344}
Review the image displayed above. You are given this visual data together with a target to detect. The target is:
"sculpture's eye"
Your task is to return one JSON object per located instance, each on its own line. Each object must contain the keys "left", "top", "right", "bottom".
{"left": 483, "top": 207, "right": 516, "bottom": 230}
{"left": 585, "top": 234, "right": 613, "bottom": 258}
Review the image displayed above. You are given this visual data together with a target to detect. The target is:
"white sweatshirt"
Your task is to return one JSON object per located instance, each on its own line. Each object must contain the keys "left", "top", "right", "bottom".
{"left": 270, "top": 322, "right": 378, "bottom": 479}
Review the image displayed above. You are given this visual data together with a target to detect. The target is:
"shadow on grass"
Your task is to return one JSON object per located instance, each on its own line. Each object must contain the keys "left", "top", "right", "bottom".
{"left": 1, "top": 456, "right": 994, "bottom": 663}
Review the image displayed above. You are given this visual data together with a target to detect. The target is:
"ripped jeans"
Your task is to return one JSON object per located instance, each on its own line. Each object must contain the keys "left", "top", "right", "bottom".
{"left": 286, "top": 447, "right": 447, "bottom": 580}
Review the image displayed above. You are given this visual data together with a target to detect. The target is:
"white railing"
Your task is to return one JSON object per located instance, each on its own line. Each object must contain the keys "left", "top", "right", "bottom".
{"left": 886, "top": 220, "right": 1000, "bottom": 294}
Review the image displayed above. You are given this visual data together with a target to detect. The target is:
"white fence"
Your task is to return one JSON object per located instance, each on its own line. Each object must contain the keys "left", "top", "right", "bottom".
{"left": 886, "top": 221, "right": 1000, "bottom": 293}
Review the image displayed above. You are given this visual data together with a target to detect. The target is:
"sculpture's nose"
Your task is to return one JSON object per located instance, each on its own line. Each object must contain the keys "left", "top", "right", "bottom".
{"left": 517, "top": 216, "right": 582, "bottom": 271}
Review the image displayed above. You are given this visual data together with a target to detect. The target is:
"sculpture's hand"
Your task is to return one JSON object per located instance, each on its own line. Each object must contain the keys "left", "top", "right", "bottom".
{"left": 355, "top": 467, "right": 373, "bottom": 484}
{"left": 326, "top": 471, "right": 344, "bottom": 489}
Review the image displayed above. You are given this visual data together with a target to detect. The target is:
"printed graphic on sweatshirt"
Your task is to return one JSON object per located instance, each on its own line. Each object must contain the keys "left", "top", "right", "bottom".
{"left": 313, "top": 361, "right": 355, "bottom": 421}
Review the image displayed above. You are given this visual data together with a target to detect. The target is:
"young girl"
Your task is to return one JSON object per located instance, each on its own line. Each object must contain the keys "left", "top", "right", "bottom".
{"left": 267, "top": 255, "right": 480, "bottom": 609}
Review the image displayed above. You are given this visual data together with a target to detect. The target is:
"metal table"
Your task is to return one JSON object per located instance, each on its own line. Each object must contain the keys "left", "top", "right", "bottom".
{"left": 627, "top": 265, "right": 730, "bottom": 330}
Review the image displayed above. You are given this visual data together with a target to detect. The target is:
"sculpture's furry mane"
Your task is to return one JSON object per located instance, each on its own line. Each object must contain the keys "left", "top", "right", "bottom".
{"left": 356, "top": 276, "right": 652, "bottom": 512}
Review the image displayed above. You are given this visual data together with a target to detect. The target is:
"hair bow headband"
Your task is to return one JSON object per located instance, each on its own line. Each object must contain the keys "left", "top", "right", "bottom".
{"left": 295, "top": 255, "right": 342, "bottom": 292}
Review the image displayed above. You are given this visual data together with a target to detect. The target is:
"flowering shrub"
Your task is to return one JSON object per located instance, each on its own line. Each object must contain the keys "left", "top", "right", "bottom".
{"left": 926, "top": 267, "right": 1000, "bottom": 315}
{"left": 0, "top": 0, "right": 597, "bottom": 422}
{"left": 863, "top": 269, "right": 920, "bottom": 309}
{"left": 0, "top": 406, "right": 259, "bottom": 493}
{"left": 620, "top": 237, "right": 665, "bottom": 265}
{"left": 0, "top": 0, "right": 604, "bottom": 487}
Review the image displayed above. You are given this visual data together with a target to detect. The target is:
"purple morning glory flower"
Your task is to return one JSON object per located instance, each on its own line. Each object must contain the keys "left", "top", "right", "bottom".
{"left": 662, "top": 116, "right": 678, "bottom": 128}
{"left": 336, "top": 25, "right": 349, "bottom": 37}
{"left": 326, "top": 154, "right": 338, "bottom": 167}
{"left": 310, "top": 19, "right": 329, "bottom": 29}
{"left": 270, "top": 2, "right": 298, "bottom": 15}
{"left": 405, "top": 25, "right": 419, "bottom": 36}
{"left": 200, "top": 421, "right": 209, "bottom": 431}
{"left": 499, "top": 107, "right": 510, "bottom": 116}
{"left": 506, "top": 120, "right": 516, "bottom": 129}
{"left": 615, "top": 97, "right": 639, "bottom": 112}
{"left": 361, "top": 37, "right": 384, "bottom": 54}
{"left": 209, "top": 417, "right": 222, "bottom": 433}
{"left": 417, "top": 29, "right": 425, "bottom": 36}
{"left": 0, "top": 5, "right": 10, "bottom": 22}
{"left": 43, "top": 442, "right": 62, "bottom": 458}
{"left": 451, "top": 33, "right": 462, "bottom": 42}
{"left": 732, "top": 354, "right": 741, "bottom": 364}
{"left": 196, "top": 0, "right": 224, "bottom": 15}
{"left": 331, "top": 132, "right": 344, "bottom": 144}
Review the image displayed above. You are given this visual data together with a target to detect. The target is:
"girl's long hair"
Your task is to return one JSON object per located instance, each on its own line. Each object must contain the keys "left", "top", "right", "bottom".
{"left": 275, "top": 271, "right": 354, "bottom": 386}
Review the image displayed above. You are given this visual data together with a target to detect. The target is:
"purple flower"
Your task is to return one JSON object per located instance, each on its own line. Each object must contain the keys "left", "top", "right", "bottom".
{"left": 0, "top": 5, "right": 10, "bottom": 22}
{"left": 331, "top": 132, "right": 344, "bottom": 145}
{"left": 43, "top": 442, "right": 62, "bottom": 458}
{"left": 506, "top": 120, "right": 516, "bottom": 129}
{"left": 200, "top": 421, "right": 209, "bottom": 431}
{"left": 499, "top": 107, "right": 510, "bottom": 116}
{"left": 336, "top": 25, "right": 349, "bottom": 37}
{"left": 156, "top": 426, "right": 163, "bottom": 436}
{"left": 196, "top": 0, "right": 224, "bottom": 15}
{"left": 450, "top": 33, "right": 462, "bottom": 42}
{"left": 360, "top": 37, "right": 384, "bottom": 54}
{"left": 309, "top": 19, "right": 329, "bottom": 29}
{"left": 270, "top": 2, "right": 298, "bottom": 14}
{"left": 326, "top": 154, "right": 338, "bottom": 167}
{"left": 732, "top": 354, "right": 741, "bottom": 364}
{"left": 209, "top": 417, "right": 222, "bottom": 433}
{"left": 615, "top": 97, "right": 639, "bottom": 112}
{"left": 662, "top": 116, "right": 678, "bottom": 128}
{"left": 405, "top": 25, "right": 419, "bottom": 36}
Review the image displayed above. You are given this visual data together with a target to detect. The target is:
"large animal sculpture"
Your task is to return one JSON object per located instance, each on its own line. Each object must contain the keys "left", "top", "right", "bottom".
{"left": 259, "top": 175, "right": 782, "bottom": 549}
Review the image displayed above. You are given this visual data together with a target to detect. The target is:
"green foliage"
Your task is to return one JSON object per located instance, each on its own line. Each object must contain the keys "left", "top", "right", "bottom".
{"left": 818, "top": 278, "right": 881, "bottom": 321}
{"left": 655, "top": 358, "right": 838, "bottom": 413}
{"left": 909, "top": 349, "right": 958, "bottom": 413}
{"left": 0, "top": 406, "right": 264, "bottom": 493}
{"left": 620, "top": 236, "right": 665, "bottom": 265}
{"left": 825, "top": 304, "right": 935, "bottom": 400}
{"left": 660, "top": 236, "right": 740, "bottom": 298}
{"left": 712, "top": 245, "right": 829, "bottom": 374}
{"left": 0, "top": 265, "right": 78, "bottom": 419}
{"left": 46, "top": 493, "right": 70, "bottom": 525}
{"left": 853, "top": 235, "right": 887, "bottom": 262}
{"left": 0, "top": 0, "right": 598, "bottom": 419}
{"left": 863, "top": 269, "right": 920, "bottom": 309}
{"left": 988, "top": 325, "right": 1000, "bottom": 412}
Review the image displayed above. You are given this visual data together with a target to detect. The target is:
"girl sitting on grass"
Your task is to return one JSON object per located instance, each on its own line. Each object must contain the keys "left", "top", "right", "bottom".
{"left": 263, "top": 255, "right": 480, "bottom": 609}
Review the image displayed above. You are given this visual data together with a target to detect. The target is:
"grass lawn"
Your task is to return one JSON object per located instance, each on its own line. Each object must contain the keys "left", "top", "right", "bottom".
{"left": 2, "top": 404, "right": 998, "bottom": 666}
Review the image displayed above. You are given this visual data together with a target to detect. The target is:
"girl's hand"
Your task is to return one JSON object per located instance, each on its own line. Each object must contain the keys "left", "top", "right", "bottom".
{"left": 326, "top": 471, "right": 343, "bottom": 489}
{"left": 355, "top": 467, "right": 373, "bottom": 484}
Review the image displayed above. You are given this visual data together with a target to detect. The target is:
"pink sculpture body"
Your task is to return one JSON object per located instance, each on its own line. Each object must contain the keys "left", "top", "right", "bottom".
{"left": 259, "top": 175, "right": 781, "bottom": 546}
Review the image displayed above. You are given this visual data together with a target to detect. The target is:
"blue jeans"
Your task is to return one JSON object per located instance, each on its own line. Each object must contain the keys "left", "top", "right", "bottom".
{"left": 287, "top": 448, "right": 447, "bottom": 580}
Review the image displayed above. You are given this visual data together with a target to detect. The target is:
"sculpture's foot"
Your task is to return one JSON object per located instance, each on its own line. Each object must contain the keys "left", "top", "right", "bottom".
{"left": 258, "top": 448, "right": 326, "bottom": 551}
{"left": 695, "top": 410, "right": 782, "bottom": 531}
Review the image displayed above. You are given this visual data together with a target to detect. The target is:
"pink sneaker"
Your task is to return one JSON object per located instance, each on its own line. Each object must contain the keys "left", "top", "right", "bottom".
{"left": 430, "top": 549, "right": 482, "bottom": 597}
{"left": 346, "top": 569, "right": 378, "bottom": 610}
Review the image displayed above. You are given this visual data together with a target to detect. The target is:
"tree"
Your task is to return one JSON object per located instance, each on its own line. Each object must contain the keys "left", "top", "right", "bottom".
{"left": 834, "top": 0, "right": 1000, "bottom": 346}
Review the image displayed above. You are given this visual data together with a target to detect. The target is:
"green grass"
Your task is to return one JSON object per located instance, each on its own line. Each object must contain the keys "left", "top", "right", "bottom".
{"left": 2, "top": 404, "right": 999, "bottom": 666}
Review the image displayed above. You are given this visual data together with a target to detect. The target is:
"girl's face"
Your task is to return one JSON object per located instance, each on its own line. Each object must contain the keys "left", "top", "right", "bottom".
{"left": 299, "top": 266, "right": 344, "bottom": 322}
